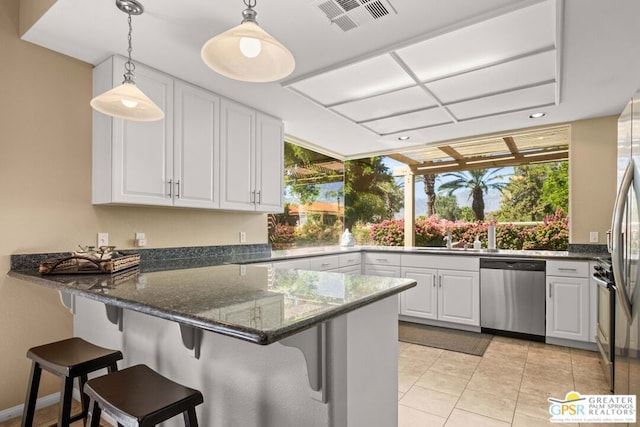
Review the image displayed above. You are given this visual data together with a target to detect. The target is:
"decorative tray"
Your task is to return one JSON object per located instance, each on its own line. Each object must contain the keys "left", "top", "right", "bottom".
{"left": 39, "top": 247, "right": 140, "bottom": 275}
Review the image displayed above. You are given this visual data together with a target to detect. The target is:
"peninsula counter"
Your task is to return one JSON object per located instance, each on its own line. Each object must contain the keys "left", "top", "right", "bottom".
{"left": 10, "top": 263, "right": 416, "bottom": 427}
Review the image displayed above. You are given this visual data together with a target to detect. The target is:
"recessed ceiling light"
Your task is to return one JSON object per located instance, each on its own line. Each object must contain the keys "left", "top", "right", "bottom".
{"left": 529, "top": 112, "right": 546, "bottom": 119}
{"left": 397, "top": 136, "right": 410, "bottom": 141}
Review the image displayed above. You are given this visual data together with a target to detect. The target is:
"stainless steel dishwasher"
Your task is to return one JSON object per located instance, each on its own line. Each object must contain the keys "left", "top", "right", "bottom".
{"left": 480, "top": 258, "right": 546, "bottom": 341}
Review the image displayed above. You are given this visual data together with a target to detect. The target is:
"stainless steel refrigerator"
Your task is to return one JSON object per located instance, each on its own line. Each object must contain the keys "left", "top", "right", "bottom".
{"left": 611, "top": 92, "right": 640, "bottom": 426}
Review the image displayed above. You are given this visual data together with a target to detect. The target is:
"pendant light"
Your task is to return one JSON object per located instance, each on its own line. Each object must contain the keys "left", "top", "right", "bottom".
{"left": 201, "top": 0, "right": 295, "bottom": 83}
{"left": 90, "top": 0, "right": 164, "bottom": 121}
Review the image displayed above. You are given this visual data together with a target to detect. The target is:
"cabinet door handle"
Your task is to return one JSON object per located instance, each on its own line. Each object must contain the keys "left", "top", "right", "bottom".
{"left": 548, "top": 282, "right": 553, "bottom": 298}
{"left": 175, "top": 180, "right": 181, "bottom": 199}
{"left": 439, "top": 275, "right": 442, "bottom": 288}
{"left": 250, "top": 191, "right": 255, "bottom": 204}
{"left": 321, "top": 263, "right": 331, "bottom": 266}
{"left": 432, "top": 275, "right": 436, "bottom": 288}
{"left": 167, "top": 179, "right": 173, "bottom": 198}
{"left": 376, "top": 259, "right": 388, "bottom": 263}
{"left": 558, "top": 268, "right": 577, "bottom": 272}
{"left": 256, "top": 190, "right": 262, "bottom": 205}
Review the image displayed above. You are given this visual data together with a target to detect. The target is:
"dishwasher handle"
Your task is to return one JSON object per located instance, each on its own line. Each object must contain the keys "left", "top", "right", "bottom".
{"left": 480, "top": 258, "right": 546, "bottom": 271}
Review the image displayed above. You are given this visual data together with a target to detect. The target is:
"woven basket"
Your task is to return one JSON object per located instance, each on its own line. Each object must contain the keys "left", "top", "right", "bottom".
{"left": 39, "top": 253, "right": 140, "bottom": 275}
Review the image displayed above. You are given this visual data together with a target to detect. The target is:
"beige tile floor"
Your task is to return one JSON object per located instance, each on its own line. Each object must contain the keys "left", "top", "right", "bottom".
{"left": 398, "top": 335, "right": 612, "bottom": 427}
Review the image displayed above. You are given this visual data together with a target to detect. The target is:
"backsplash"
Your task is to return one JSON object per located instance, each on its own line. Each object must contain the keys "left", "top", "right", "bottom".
{"left": 10, "top": 244, "right": 271, "bottom": 271}
{"left": 567, "top": 243, "right": 608, "bottom": 254}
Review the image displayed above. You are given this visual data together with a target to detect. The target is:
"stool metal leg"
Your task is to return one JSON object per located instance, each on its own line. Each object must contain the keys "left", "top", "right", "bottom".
{"left": 21, "top": 361, "right": 42, "bottom": 427}
{"left": 86, "top": 398, "right": 102, "bottom": 427}
{"left": 78, "top": 373, "right": 89, "bottom": 419}
{"left": 183, "top": 408, "right": 199, "bottom": 427}
{"left": 58, "top": 375, "right": 74, "bottom": 426}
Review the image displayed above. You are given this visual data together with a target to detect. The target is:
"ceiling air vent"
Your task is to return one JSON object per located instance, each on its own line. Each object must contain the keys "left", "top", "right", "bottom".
{"left": 313, "top": 0, "right": 397, "bottom": 32}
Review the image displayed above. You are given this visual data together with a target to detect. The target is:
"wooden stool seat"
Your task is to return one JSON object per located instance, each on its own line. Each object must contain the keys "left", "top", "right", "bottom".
{"left": 22, "top": 337, "right": 122, "bottom": 427}
{"left": 84, "top": 364, "right": 204, "bottom": 427}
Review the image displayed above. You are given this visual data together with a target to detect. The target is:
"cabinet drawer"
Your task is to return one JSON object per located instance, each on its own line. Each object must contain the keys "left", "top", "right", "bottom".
{"left": 546, "top": 260, "right": 589, "bottom": 278}
{"left": 364, "top": 252, "right": 401, "bottom": 266}
{"left": 272, "top": 258, "right": 310, "bottom": 270}
{"left": 339, "top": 253, "right": 362, "bottom": 267}
{"left": 401, "top": 254, "right": 479, "bottom": 271}
{"left": 309, "top": 255, "right": 341, "bottom": 271}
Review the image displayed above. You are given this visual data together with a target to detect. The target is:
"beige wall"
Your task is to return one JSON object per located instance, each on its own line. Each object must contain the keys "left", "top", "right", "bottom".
{"left": 569, "top": 116, "right": 618, "bottom": 244}
{"left": 0, "top": 0, "right": 267, "bottom": 411}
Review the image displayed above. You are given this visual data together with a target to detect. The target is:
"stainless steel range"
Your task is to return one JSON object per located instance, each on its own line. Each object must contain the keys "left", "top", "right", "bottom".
{"left": 593, "top": 258, "right": 615, "bottom": 392}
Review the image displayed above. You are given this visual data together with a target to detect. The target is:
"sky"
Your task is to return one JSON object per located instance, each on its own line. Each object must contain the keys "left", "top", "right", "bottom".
{"left": 382, "top": 157, "right": 512, "bottom": 216}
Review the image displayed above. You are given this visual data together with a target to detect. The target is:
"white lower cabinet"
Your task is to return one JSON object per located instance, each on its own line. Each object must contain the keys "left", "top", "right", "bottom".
{"left": 546, "top": 260, "right": 590, "bottom": 342}
{"left": 400, "top": 268, "right": 437, "bottom": 319}
{"left": 546, "top": 274, "right": 590, "bottom": 341}
{"left": 400, "top": 266, "right": 480, "bottom": 326}
{"left": 400, "top": 255, "right": 480, "bottom": 327}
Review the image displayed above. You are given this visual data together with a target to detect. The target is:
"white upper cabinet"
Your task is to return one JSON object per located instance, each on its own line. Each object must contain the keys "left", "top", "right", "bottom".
{"left": 174, "top": 81, "right": 220, "bottom": 208}
{"left": 92, "top": 56, "right": 283, "bottom": 212}
{"left": 255, "top": 113, "right": 284, "bottom": 212}
{"left": 220, "top": 99, "right": 284, "bottom": 212}
{"left": 220, "top": 100, "right": 256, "bottom": 210}
{"left": 93, "top": 56, "right": 174, "bottom": 206}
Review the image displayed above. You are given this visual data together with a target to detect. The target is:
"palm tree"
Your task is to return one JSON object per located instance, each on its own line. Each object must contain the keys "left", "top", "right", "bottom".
{"left": 423, "top": 174, "right": 437, "bottom": 217}
{"left": 438, "top": 168, "right": 507, "bottom": 221}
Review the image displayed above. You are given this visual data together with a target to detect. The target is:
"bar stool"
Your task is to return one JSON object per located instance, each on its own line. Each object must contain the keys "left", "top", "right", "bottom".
{"left": 22, "top": 337, "right": 123, "bottom": 427}
{"left": 84, "top": 364, "right": 204, "bottom": 427}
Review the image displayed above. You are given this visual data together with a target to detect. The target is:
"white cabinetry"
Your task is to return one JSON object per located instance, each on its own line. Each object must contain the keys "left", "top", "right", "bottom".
{"left": 363, "top": 253, "right": 401, "bottom": 277}
{"left": 400, "top": 255, "right": 480, "bottom": 327}
{"left": 93, "top": 56, "right": 174, "bottom": 206}
{"left": 173, "top": 81, "right": 220, "bottom": 208}
{"left": 93, "top": 55, "right": 283, "bottom": 212}
{"left": 220, "top": 99, "right": 283, "bottom": 212}
{"left": 546, "top": 260, "right": 590, "bottom": 342}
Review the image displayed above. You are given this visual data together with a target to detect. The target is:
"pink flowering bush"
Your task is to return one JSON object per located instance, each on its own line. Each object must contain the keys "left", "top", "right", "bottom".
{"left": 370, "top": 219, "right": 405, "bottom": 246}
{"left": 369, "top": 211, "right": 569, "bottom": 250}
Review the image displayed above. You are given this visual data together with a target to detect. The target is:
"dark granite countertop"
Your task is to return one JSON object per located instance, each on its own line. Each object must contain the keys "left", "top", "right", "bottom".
{"left": 8, "top": 264, "right": 416, "bottom": 345}
{"left": 238, "top": 245, "right": 610, "bottom": 263}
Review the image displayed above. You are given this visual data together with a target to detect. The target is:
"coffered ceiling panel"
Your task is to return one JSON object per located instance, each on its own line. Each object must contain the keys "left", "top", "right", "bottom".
{"left": 447, "top": 82, "right": 555, "bottom": 120}
{"left": 286, "top": 0, "right": 559, "bottom": 142}
{"left": 289, "top": 55, "right": 414, "bottom": 106}
{"left": 364, "top": 108, "right": 452, "bottom": 135}
{"left": 331, "top": 86, "right": 437, "bottom": 122}
{"left": 393, "top": 1, "right": 555, "bottom": 82}
{"left": 427, "top": 50, "right": 556, "bottom": 104}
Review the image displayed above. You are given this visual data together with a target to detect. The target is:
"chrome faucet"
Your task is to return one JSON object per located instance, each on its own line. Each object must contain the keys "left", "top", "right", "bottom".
{"left": 444, "top": 230, "right": 452, "bottom": 249}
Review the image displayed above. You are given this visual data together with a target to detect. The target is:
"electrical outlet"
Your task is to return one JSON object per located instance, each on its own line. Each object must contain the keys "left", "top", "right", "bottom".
{"left": 97, "top": 232, "right": 109, "bottom": 247}
{"left": 240, "top": 265, "right": 246, "bottom": 276}
{"left": 590, "top": 231, "right": 599, "bottom": 243}
{"left": 239, "top": 231, "right": 247, "bottom": 243}
{"left": 135, "top": 232, "right": 146, "bottom": 247}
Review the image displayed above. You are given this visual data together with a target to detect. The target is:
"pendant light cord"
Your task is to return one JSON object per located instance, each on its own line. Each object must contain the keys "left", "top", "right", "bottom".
{"left": 123, "top": 12, "right": 136, "bottom": 84}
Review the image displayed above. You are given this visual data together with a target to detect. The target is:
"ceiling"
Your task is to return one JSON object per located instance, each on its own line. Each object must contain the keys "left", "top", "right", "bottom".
{"left": 22, "top": 0, "right": 640, "bottom": 160}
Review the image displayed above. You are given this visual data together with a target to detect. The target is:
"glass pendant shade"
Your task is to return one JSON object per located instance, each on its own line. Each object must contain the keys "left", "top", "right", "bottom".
{"left": 90, "top": 81, "right": 164, "bottom": 121}
{"left": 201, "top": 21, "right": 295, "bottom": 83}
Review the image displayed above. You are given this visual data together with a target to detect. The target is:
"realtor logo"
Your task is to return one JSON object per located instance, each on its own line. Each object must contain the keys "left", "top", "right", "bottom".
{"left": 548, "top": 391, "right": 636, "bottom": 423}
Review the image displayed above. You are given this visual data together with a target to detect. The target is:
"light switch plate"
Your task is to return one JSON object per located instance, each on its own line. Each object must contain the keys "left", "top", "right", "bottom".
{"left": 589, "top": 231, "right": 599, "bottom": 243}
